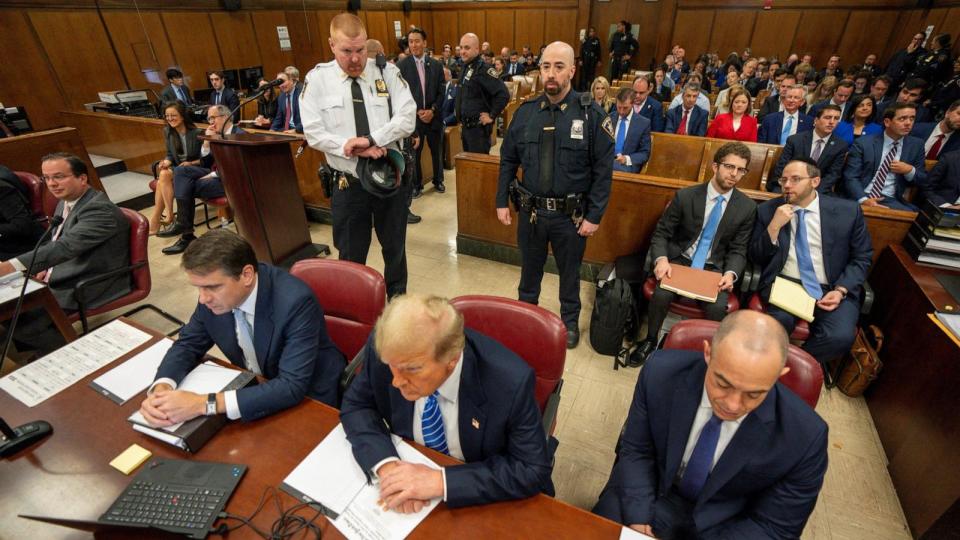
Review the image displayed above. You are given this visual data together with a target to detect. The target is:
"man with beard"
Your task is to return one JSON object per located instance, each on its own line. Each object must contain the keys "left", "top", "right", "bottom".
{"left": 495, "top": 41, "right": 615, "bottom": 349}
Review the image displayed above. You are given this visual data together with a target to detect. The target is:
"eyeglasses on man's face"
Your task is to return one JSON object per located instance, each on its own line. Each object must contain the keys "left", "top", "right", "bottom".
{"left": 41, "top": 173, "right": 75, "bottom": 183}
{"left": 718, "top": 162, "right": 749, "bottom": 176}
{"left": 778, "top": 176, "right": 814, "bottom": 186}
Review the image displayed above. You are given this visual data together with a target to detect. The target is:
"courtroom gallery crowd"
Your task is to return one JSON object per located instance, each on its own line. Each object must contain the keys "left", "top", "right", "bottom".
{"left": 3, "top": 11, "right": 960, "bottom": 538}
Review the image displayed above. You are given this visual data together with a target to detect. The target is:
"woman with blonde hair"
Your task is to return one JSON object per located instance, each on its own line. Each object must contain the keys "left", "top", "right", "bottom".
{"left": 809, "top": 75, "right": 838, "bottom": 110}
{"left": 591, "top": 76, "right": 616, "bottom": 114}
{"left": 707, "top": 85, "right": 757, "bottom": 141}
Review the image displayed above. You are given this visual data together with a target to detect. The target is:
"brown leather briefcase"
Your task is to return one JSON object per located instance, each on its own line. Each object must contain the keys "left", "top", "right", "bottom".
{"left": 836, "top": 325, "right": 884, "bottom": 397}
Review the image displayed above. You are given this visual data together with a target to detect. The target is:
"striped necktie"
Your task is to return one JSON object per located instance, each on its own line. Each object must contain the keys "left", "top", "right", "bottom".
{"left": 867, "top": 140, "right": 899, "bottom": 198}
{"left": 421, "top": 391, "right": 449, "bottom": 454}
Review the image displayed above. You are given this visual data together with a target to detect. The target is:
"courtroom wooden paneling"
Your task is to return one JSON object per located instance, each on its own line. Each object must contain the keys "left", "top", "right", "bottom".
{"left": 285, "top": 9, "right": 324, "bottom": 74}
{"left": 789, "top": 10, "right": 850, "bottom": 66}
{"left": 513, "top": 9, "right": 545, "bottom": 53}
{"left": 485, "top": 9, "right": 515, "bottom": 53}
{"left": 162, "top": 11, "right": 222, "bottom": 90}
{"left": 402, "top": 9, "right": 434, "bottom": 45}
{"left": 836, "top": 11, "right": 900, "bottom": 70}
{"left": 544, "top": 9, "right": 579, "bottom": 53}
{"left": 708, "top": 10, "right": 756, "bottom": 58}
{"left": 749, "top": 10, "right": 802, "bottom": 61}
{"left": 431, "top": 9, "right": 460, "bottom": 54}
{"left": 100, "top": 11, "right": 178, "bottom": 92}
{"left": 0, "top": 127, "right": 103, "bottom": 192}
{"left": 458, "top": 10, "right": 486, "bottom": 45}
{"left": 210, "top": 11, "right": 261, "bottom": 70}
{"left": 0, "top": 10, "right": 67, "bottom": 130}
{"left": 677, "top": 0, "right": 913, "bottom": 7}
{"left": 314, "top": 9, "right": 339, "bottom": 63}
{"left": 61, "top": 110, "right": 166, "bottom": 175}
{"left": 251, "top": 10, "right": 297, "bottom": 79}
{"left": 670, "top": 9, "right": 714, "bottom": 66}
{"left": 28, "top": 10, "right": 127, "bottom": 110}
{"left": 363, "top": 10, "right": 392, "bottom": 52}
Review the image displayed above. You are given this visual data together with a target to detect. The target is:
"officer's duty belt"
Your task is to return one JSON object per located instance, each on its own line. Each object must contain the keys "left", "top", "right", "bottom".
{"left": 461, "top": 116, "right": 484, "bottom": 128}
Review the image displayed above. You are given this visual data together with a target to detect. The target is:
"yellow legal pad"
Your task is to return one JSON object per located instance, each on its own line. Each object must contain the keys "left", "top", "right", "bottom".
{"left": 769, "top": 277, "right": 816, "bottom": 323}
{"left": 109, "top": 444, "right": 152, "bottom": 475}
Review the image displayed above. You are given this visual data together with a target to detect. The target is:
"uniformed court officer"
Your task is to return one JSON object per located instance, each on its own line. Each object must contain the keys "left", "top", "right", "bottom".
{"left": 455, "top": 33, "right": 509, "bottom": 154}
{"left": 300, "top": 12, "right": 416, "bottom": 297}
{"left": 495, "top": 41, "right": 615, "bottom": 349}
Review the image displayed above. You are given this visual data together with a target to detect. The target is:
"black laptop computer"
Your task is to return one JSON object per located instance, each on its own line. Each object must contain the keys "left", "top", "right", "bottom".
{"left": 21, "top": 458, "right": 246, "bottom": 539}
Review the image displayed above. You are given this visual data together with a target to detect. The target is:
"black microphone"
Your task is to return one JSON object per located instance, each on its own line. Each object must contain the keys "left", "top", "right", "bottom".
{"left": 261, "top": 78, "right": 284, "bottom": 89}
{"left": 219, "top": 81, "right": 281, "bottom": 137}
{"left": 0, "top": 215, "right": 63, "bottom": 374}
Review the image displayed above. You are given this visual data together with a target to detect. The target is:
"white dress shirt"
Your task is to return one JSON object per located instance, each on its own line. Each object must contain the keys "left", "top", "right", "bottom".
{"left": 780, "top": 194, "right": 829, "bottom": 286}
{"left": 680, "top": 388, "right": 745, "bottom": 475}
{"left": 9, "top": 198, "right": 80, "bottom": 272}
{"left": 859, "top": 134, "right": 915, "bottom": 201}
{"left": 924, "top": 123, "right": 953, "bottom": 157}
{"left": 810, "top": 132, "right": 831, "bottom": 160}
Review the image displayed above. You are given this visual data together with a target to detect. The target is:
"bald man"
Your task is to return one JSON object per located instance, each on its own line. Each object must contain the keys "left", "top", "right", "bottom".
{"left": 594, "top": 311, "right": 828, "bottom": 539}
{"left": 455, "top": 32, "right": 509, "bottom": 153}
{"left": 340, "top": 294, "right": 554, "bottom": 510}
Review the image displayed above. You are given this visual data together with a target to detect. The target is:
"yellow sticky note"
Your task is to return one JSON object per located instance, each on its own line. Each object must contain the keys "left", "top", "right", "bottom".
{"left": 109, "top": 444, "right": 152, "bottom": 475}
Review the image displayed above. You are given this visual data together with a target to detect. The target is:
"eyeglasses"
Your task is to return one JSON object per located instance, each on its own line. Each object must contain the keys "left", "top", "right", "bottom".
{"left": 778, "top": 176, "right": 814, "bottom": 186}
{"left": 718, "top": 162, "right": 749, "bottom": 176}
{"left": 206, "top": 115, "right": 224, "bottom": 122}
{"left": 41, "top": 173, "right": 75, "bottom": 183}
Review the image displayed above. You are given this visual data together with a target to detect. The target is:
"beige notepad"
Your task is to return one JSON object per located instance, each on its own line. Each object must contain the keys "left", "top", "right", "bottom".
{"left": 660, "top": 265, "right": 722, "bottom": 303}
{"left": 110, "top": 444, "right": 152, "bottom": 475}
{"left": 769, "top": 277, "right": 816, "bottom": 323}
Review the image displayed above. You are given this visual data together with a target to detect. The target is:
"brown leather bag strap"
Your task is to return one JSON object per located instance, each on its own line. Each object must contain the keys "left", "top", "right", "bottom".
{"left": 867, "top": 325, "right": 884, "bottom": 353}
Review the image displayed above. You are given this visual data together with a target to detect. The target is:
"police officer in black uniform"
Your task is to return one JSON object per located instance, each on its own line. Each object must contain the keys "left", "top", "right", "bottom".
{"left": 608, "top": 21, "right": 638, "bottom": 82}
{"left": 910, "top": 33, "right": 954, "bottom": 89}
{"left": 455, "top": 32, "right": 509, "bottom": 154}
{"left": 578, "top": 27, "right": 602, "bottom": 92}
{"left": 496, "top": 41, "right": 615, "bottom": 349}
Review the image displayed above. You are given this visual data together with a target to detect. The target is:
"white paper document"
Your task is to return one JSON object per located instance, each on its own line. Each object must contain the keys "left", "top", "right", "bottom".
{"left": 620, "top": 526, "right": 656, "bottom": 540}
{"left": 0, "top": 272, "right": 44, "bottom": 305}
{"left": 128, "top": 361, "right": 240, "bottom": 432}
{"left": 281, "top": 423, "right": 441, "bottom": 540}
{"left": 0, "top": 320, "right": 152, "bottom": 407}
{"left": 90, "top": 338, "right": 174, "bottom": 404}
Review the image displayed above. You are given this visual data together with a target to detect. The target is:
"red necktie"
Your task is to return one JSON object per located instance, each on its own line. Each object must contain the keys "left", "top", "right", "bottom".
{"left": 927, "top": 134, "right": 945, "bottom": 159}
{"left": 677, "top": 109, "right": 689, "bottom": 135}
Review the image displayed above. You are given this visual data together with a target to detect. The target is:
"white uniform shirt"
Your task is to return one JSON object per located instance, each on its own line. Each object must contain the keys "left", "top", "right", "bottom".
{"left": 300, "top": 58, "right": 416, "bottom": 177}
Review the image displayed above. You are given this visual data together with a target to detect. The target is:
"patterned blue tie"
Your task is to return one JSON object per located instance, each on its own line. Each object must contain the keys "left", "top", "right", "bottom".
{"left": 780, "top": 115, "right": 794, "bottom": 145}
{"left": 794, "top": 209, "right": 824, "bottom": 300}
{"left": 233, "top": 308, "right": 260, "bottom": 374}
{"left": 678, "top": 414, "right": 723, "bottom": 500}
{"left": 421, "top": 391, "right": 449, "bottom": 454}
{"left": 691, "top": 196, "right": 725, "bottom": 269}
{"left": 615, "top": 116, "right": 627, "bottom": 155}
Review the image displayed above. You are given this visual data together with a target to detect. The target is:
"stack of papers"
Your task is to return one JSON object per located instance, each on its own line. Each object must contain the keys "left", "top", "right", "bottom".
{"left": 0, "top": 272, "right": 44, "bottom": 305}
{"left": 90, "top": 339, "right": 174, "bottom": 404}
{"left": 769, "top": 277, "right": 816, "bottom": 322}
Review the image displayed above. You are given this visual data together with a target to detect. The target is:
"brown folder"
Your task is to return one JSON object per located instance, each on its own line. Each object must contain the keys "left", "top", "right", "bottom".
{"left": 659, "top": 264, "right": 722, "bottom": 303}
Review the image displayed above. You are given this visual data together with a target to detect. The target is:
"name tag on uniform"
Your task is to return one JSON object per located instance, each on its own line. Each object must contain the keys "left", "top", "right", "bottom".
{"left": 375, "top": 79, "right": 389, "bottom": 97}
{"left": 571, "top": 119, "right": 584, "bottom": 140}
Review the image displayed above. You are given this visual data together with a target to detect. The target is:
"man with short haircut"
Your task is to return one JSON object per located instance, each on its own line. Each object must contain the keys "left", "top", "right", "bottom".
{"left": 269, "top": 66, "right": 303, "bottom": 133}
{"left": 0, "top": 153, "right": 130, "bottom": 356}
{"left": 758, "top": 85, "right": 813, "bottom": 145}
{"left": 753, "top": 158, "right": 873, "bottom": 369}
{"left": 818, "top": 54, "right": 843, "bottom": 82}
{"left": 632, "top": 75, "right": 664, "bottom": 132}
{"left": 340, "top": 294, "right": 554, "bottom": 511}
{"left": 140, "top": 230, "right": 345, "bottom": 427}
{"left": 771, "top": 104, "right": 849, "bottom": 194}
{"left": 630, "top": 143, "right": 757, "bottom": 366}
{"left": 160, "top": 68, "right": 192, "bottom": 105}
{"left": 609, "top": 21, "right": 638, "bottom": 81}
{"left": 922, "top": 150, "right": 960, "bottom": 209}
{"left": 595, "top": 310, "right": 828, "bottom": 538}
{"left": 910, "top": 98, "right": 960, "bottom": 160}
{"left": 578, "top": 28, "right": 601, "bottom": 91}
{"left": 207, "top": 71, "right": 240, "bottom": 122}
{"left": 808, "top": 79, "right": 855, "bottom": 119}
{"left": 454, "top": 33, "right": 509, "bottom": 154}
{"left": 870, "top": 75, "right": 894, "bottom": 123}
{"left": 300, "top": 13, "right": 416, "bottom": 297}
{"left": 895, "top": 78, "right": 934, "bottom": 122}
{"left": 843, "top": 102, "right": 927, "bottom": 211}
{"left": 757, "top": 72, "right": 795, "bottom": 122}
{"left": 667, "top": 74, "right": 710, "bottom": 113}
{"left": 886, "top": 33, "right": 927, "bottom": 90}
{"left": 665, "top": 84, "right": 708, "bottom": 137}
{"left": 611, "top": 88, "right": 651, "bottom": 173}
{"left": 399, "top": 28, "right": 446, "bottom": 197}
{"left": 853, "top": 53, "right": 882, "bottom": 78}
{"left": 506, "top": 50, "right": 523, "bottom": 77}
{"left": 740, "top": 58, "right": 763, "bottom": 97}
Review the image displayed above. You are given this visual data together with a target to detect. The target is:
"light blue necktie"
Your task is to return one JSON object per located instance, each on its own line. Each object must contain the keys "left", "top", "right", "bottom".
{"left": 677, "top": 414, "right": 722, "bottom": 500}
{"left": 233, "top": 308, "right": 260, "bottom": 374}
{"left": 615, "top": 116, "right": 627, "bottom": 155}
{"left": 794, "top": 209, "right": 824, "bottom": 300}
{"left": 780, "top": 115, "right": 794, "bottom": 145}
{"left": 175, "top": 86, "right": 186, "bottom": 103}
{"left": 421, "top": 391, "right": 449, "bottom": 455}
{"left": 691, "top": 195, "right": 725, "bottom": 269}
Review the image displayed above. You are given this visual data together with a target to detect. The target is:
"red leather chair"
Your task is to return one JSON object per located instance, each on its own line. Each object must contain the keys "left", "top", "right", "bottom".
{"left": 450, "top": 295, "right": 566, "bottom": 437}
{"left": 290, "top": 259, "right": 387, "bottom": 392}
{"left": 70, "top": 208, "right": 183, "bottom": 334}
{"left": 14, "top": 171, "right": 53, "bottom": 228}
{"left": 663, "top": 319, "right": 823, "bottom": 408}
{"left": 747, "top": 293, "right": 810, "bottom": 340}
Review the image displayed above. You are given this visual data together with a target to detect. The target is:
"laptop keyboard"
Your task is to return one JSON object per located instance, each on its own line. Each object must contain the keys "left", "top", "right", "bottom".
{"left": 102, "top": 480, "right": 227, "bottom": 531}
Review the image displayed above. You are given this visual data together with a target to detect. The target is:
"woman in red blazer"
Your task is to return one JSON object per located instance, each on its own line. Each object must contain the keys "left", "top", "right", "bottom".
{"left": 707, "top": 86, "right": 758, "bottom": 142}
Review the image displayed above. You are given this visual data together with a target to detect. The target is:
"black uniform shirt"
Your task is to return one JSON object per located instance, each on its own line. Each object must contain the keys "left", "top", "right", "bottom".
{"left": 455, "top": 56, "right": 509, "bottom": 120}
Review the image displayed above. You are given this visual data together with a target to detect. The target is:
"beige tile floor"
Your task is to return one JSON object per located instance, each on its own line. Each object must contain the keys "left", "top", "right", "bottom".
{"left": 4, "top": 160, "right": 913, "bottom": 539}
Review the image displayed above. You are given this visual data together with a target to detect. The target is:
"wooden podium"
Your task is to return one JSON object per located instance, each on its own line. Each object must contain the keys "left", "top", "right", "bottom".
{"left": 203, "top": 133, "right": 329, "bottom": 267}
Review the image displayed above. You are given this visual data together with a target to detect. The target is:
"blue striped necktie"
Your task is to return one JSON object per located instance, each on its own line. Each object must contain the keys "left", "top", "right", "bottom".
{"left": 421, "top": 391, "right": 449, "bottom": 455}
{"left": 794, "top": 209, "right": 824, "bottom": 300}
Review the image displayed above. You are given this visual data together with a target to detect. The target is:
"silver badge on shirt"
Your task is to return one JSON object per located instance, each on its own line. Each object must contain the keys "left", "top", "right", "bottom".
{"left": 571, "top": 119, "right": 584, "bottom": 140}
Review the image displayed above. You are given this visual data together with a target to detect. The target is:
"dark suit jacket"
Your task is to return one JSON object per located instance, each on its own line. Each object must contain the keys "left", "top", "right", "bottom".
{"left": 441, "top": 82, "right": 458, "bottom": 126}
{"left": 770, "top": 130, "right": 850, "bottom": 194}
{"left": 210, "top": 87, "right": 240, "bottom": 122}
{"left": 594, "top": 350, "right": 828, "bottom": 538}
{"left": 155, "top": 263, "right": 345, "bottom": 416}
{"left": 758, "top": 111, "right": 813, "bottom": 145}
{"left": 807, "top": 99, "right": 848, "bottom": 120}
{"left": 0, "top": 167, "right": 43, "bottom": 259}
{"left": 15, "top": 188, "right": 129, "bottom": 310}
{"left": 921, "top": 149, "right": 960, "bottom": 206}
{"left": 757, "top": 94, "right": 780, "bottom": 123}
{"left": 340, "top": 329, "right": 554, "bottom": 507}
{"left": 750, "top": 195, "right": 873, "bottom": 300}
{"left": 270, "top": 85, "right": 303, "bottom": 133}
{"left": 610, "top": 111, "right": 652, "bottom": 173}
{"left": 160, "top": 83, "right": 193, "bottom": 105}
{"left": 635, "top": 96, "right": 664, "bottom": 133}
{"left": 650, "top": 183, "right": 757, "bottom": 278}
{"left": 398, "top": 55, "right": 445, "bottom": 135}
{"left": 664, "top": 106, "right": 708, "bottom": 137}
{"left": 911, "top": 122, "right": 960, "bottom": 159}
{"left": 163, "top": 126, "right": 204, "bottom": 165}
{"left": 842, "top": 133, "right": 927, "bottom": 203}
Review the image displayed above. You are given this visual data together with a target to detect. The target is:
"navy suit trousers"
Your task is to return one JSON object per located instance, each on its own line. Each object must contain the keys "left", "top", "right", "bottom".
{"left": 764, "top": 283, "right": 859, "bottom": 366}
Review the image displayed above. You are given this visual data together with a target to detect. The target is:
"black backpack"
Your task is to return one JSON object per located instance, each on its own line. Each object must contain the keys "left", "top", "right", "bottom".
{"left": 590, "top": 270, "right": 639, "bottom": 367}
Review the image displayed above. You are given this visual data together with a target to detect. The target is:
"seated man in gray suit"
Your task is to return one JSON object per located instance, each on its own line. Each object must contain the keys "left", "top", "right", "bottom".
{"left": 0, "top": 152, "right": 130, "bottom": 356}
{"left": 159, "top": 68, "right": 193, "bottom": 105}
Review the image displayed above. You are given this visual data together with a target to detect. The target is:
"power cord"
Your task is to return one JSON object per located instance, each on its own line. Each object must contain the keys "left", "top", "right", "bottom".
{"left": 210, "top": 486, "right": 323, "bottom": 539}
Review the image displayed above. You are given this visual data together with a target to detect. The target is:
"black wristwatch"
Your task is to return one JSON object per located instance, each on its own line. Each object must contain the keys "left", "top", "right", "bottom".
{"left": 365, "top": 135, "right": 377, "bottom": 147}
{"left": 205, "top": 393, "right": 217, "bottom": 416}
{"left": 833, "top": 286, "right": 848, "bottom": 299}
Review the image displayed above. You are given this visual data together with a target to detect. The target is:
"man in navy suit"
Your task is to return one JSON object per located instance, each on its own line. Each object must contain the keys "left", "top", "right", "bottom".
{"left": 807, "top": 79, "right": 855, "bottom": 119}
{"left": 911, "top": 99, "right": 960, "bottom": 160}
{"left": 441, "top": 68, "right": 458, "bottom": 126}
{"left": 594, "top": 310, "right": 828, "bottom": 539}
{"left": 757, "top": 71, "right": 795, "bottom": 122}
{"left": 398, "top": 28, "right": 446, "bottom": 195}
{"left": 140, "top": 231, "right": 346, "bottom": 426}
{"left": 632, "top": 75, "right": 664, "bottom": 133}
{"left": 208, "top": 71, "right": 240, "bottom": 122}
{"left": 922, "top": 149, "right": 960, "bottom": 208}
{"left": 340, "top": 294, "right": 553, "bottom": 511}
{"left": 869, "top": 76, "right": 894, "bottom": 124}
{"left": 665, "top": 83, "right": 708, "bottom": 137}
{"left": 843, "top": 102, "right": 928, "bottom": 211}
{"left": 611, "top": 88, "right": 651, "bottom": 173}
{"left": 771, "top": 104, "right": 849, "bottom": 194}
{"left": 754, "top": 158, "right": 873, "bottom": 368}
{"left": 270, "top": 67, "right": 303, "bottom": 133}
{"left": 758, "top": 85, "right": 812, "bottom": 145}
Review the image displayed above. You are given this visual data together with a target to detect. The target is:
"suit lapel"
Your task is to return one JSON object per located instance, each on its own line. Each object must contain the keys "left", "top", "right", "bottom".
{"left": 691, "top": 182, "right": 707, "bottom": 229}
{"left": 664, "top": 366, "right": 705, "bottom": 487}
{"left": 774, "top": 199, "right": 792, "bottom": 270}
{"left": 818, "top": 197, "right": 835, "bottom": 279}
{"left": 390, "top": 388, "right": 415, "bottom": 440}
{"left": 457, "top": 339, "right": 487, "bottom": 463}
{"left": 252, "top": 266, "right": 275, "bottom": 371}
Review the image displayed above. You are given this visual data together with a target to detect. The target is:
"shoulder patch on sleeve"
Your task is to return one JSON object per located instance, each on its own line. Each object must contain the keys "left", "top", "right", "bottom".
{"left": 601, "top": 116, "right": 616, "bottom": 141}
{"left": 487, "top": 67, "right": 498, "bottom": 78}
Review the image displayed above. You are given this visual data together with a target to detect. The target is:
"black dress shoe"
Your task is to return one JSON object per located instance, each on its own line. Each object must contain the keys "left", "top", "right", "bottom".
{"left": 566, "top": 324, "right": 580, "bottom": 349}
{"left": 161, "top": 235, "right": 196, "bottom": 255}
{"left": 407, "top": 211, "right": 422, "bottom": 224}
{"left": 156, "top": 222, "right": 187, "bottom": 238}
{"left": 412, "top": 185, "right": 423, "bottom": 199}
{"left": 433, "top": 181, "right": 446, "bottom": 193}
{"left": 628, "top": 339, "right": 656, "bottom": 368}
